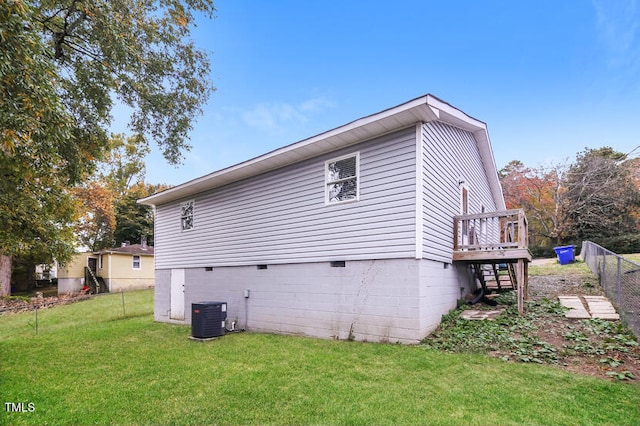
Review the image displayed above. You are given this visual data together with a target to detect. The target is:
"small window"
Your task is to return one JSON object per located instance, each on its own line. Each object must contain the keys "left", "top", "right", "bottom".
{"left": 132, "top": 255, "right": 141, "bottom": 270}
{"left": 181, "top": 200, "right": 194, "bottom": 230}
{"left": 330, "top": 261, "right": 346, "bottom": 268}
{"left": 325, "top": 153, "right": 359, "bottom": 204}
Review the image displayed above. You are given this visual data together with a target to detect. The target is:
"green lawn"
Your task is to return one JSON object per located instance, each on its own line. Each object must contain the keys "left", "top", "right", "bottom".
{"left": 528, "top": 258, "right": 594, "bottom": 277}
{"left": 1, "top": 290, "right": 638, "bottom": 425}
{"left": 622, "top": 253, "right": 640, "bottom": 264}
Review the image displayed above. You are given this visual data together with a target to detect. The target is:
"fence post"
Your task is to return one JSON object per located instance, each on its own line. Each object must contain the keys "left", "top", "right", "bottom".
{"left": 601, "top": 250, "right": 606, "bottom": 293}
{"left": 581, "top": 241, "right": 640, "bottom": 339}
{"left": 121, "top": 290, "right": 126, "bottom": 316}
{"left": 616, "top": 257, "right": 622, "bottom": 308}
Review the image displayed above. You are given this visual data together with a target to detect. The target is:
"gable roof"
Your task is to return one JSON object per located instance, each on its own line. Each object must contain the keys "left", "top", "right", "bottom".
{"left": 95, "top": 244, "right": 154, "bottom": 256}
{"left": 139, "top": 94, "right": 505, "bottom": 210}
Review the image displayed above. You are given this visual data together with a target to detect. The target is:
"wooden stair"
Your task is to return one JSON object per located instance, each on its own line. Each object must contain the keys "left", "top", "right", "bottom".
{"left": 454, "top": 209, "right": 531, "bottom": 313}
{"left": 472, "top": 262, "right": 518, "bottom": 296}
{"left": 84, "top": 267, "right": 109, "bottom": 294}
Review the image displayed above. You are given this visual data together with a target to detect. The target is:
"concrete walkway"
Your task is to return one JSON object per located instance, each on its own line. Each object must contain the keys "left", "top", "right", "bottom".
{"left": 558, "top": 295, "right": 620, "bottom": 320}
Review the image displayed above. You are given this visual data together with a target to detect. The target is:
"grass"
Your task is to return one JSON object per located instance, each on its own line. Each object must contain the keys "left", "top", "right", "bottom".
{"left": 1, "top": 290, "right": 639, "bottom": 425}
{"left": 528, "top": 258, "right": 593, "bottom": 277}
{"left": 622, "top": 253, "right": 640, "bottom": 264}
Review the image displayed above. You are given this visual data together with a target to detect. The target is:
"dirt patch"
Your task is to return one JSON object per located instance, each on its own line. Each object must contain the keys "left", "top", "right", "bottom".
{"left": 526, "top": 275, "right": 639, "bottom": 381}
{"left": 426, "top": 273, "right": 640, "bottom": 382}
{"left": 0, "top": 293, "right": 91, "bottom": 315}
{"left": 528, "top": 273, "right": 603, "bottom": 300}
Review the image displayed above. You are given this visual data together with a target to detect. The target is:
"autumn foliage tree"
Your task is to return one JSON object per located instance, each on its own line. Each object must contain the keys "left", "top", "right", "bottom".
{"left": 73, "top": 183, "right": 117, "bottom": 251}
{"left": 499, "top": 161, "right": 568, "bottom": 249}
{"left": 75, "top": 134, "right": 167, "bottom": 250}
{"left": 500, "top": 147, "right": 640, "bottom": 254}
{"left": 1, "top": 0, "right": 214, "bottom": 295}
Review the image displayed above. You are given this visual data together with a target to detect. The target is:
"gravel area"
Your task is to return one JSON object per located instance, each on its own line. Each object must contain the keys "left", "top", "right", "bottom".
{"left": 528, "top": 273, "right": 604, "bottom": 300}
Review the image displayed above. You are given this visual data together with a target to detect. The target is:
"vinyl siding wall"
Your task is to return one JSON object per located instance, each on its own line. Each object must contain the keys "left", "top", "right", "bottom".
{"left": 421, "top": 121, "right": 498, "bottom": 262}
{"left": 57, "top": 252, "right": 92, "bottom": 279}
{"left": 99, "top": 253, "right": 155, "bottom": 292}
{"left": 154, "top": 128, "right": 417, "bottom": 269}
{"left": 57, "top": 253, "right": 92, "bottom": 294}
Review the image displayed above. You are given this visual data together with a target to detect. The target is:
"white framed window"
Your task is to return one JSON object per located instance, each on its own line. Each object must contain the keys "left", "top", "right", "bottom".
{"left": 132, "top": 255, "right": 141, "bottom": 270}
{"left": 181, "top": 200, "right": 194, "bottom": 230}
{"left": 325, "top": 152, "right": 359, "bottom": 204}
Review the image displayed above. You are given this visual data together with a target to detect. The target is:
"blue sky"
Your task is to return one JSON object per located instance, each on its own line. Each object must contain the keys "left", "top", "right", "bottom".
{"left": 123, "top": 0, "right": 640, "bottom": 186}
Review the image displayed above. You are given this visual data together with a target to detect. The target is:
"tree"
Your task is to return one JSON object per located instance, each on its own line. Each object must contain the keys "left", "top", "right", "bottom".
{"left": 1, "top": 0, "right": 215, "bottom": 295}
{"left": 78, "top": 133, "right": 165, "bottom": 249}
{"left": 1, "top": 0, "right": 79, "bottom": 295}
{"left": 32, "top": 0, "right": 215, "bottom": 164}
{"left": 73, "top": 182, "right": 117, "bottom": 251}
{"left": 97, "top": 133, "right": 151, "bottom": 199}
{"left": 113, "top": 183, "right": 169, "bottom": 246}
{"left": 563, "top": 147, "right": 640, "bottom": 246}
{"left": 501, "top": 147, "right": 640, "bottom": 254}
{"left": 70, "top": 133, "right": 149, "bottom": 251}
{"left": 73, "top": 133, "right": 168, "bottom": 250}
{"left": 499, "top": 161, "right": 568, "bottom": 249}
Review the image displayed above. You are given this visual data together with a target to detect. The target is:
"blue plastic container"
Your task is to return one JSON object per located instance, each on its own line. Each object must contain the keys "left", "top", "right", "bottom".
{"left": 554, "top": 245, "right": 575, "bottom": 265}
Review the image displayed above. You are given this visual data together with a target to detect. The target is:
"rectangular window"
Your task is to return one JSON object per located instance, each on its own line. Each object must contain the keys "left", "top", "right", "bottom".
{"left": 132, "top": 255, "right": 141, "bottom": 270}
{"left": 181, "top": 200, "right": 194, "bottom": 230}
{"left": 325, "top": 153, "right": 359, "bottom": 204}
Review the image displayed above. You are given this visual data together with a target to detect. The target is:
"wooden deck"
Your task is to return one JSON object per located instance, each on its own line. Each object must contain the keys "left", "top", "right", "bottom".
{"left": 453, "top": 209, "right": 531, "bottom": 313}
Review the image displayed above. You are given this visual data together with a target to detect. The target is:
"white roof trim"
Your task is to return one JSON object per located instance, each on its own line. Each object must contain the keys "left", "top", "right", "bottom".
{"left": 139, "top": 94, "right": 504, "bottom": 209}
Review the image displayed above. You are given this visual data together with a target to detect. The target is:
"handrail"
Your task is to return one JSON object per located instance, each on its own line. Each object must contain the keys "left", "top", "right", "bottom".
{"left": 453, "top": 209, "right": 529, "bottom": 252}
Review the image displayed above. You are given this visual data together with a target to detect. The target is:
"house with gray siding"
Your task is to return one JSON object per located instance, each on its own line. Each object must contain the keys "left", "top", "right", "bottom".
{"left": 140, "top": 94, "right": 529, "bottom": 343}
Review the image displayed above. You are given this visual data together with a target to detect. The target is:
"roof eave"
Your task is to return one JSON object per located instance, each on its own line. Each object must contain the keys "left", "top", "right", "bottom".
{"left": 139, "top": 94, "right": 501, "bottom": 207}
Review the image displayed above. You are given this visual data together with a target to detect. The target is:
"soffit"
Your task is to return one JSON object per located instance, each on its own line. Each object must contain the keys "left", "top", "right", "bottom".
{"left": 139, "top": 94, "right": 498, "bottom": 206}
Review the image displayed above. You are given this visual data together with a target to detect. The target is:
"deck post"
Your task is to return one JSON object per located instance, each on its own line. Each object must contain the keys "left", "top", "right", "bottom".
{"left": 453, "top": 219, "right": 459, "bottom": 251}
{"left": 517, "top": 258, "right": 525, "bottom": 314}
{"left": 523, "top": 261, "right": 529, "bottom": 301}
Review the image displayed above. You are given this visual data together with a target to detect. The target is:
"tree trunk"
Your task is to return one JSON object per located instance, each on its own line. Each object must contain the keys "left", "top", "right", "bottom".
{"left": 0, "top": 254, "right": 12, "bottom": 296}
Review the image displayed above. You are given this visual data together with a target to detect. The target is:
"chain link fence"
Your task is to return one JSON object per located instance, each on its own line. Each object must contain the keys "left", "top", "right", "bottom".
{"left": 581, "top": 241, "right": 640, "bottom": 339}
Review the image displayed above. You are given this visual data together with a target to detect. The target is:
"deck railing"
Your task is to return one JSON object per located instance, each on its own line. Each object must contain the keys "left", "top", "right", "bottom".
{"left": 453, "top": 209, "right": 528, "bottom": 253}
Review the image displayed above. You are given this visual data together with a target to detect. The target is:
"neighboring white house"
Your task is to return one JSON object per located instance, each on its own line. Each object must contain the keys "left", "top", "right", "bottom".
{"left": 139, "top": 94, "right": 509, "bottom": 343}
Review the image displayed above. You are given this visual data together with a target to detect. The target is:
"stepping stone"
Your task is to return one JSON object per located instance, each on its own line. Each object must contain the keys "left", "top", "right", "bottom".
{"left": 461, "top": 309, "right": 504, "bottom": 320}
{"left": 583, "top": 296, "right": 620, "bottom": 320}
{"left": 558, "top": 296, "right": 591, "bottom": 319}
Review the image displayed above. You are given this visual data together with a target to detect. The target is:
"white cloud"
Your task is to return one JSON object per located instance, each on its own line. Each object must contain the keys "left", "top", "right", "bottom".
{"left": 241, "top": 96, "right": 335, "bottom": 134}
{"left": 298, "top": 96, "right": 336, "bottom": 113}
{"left": 592, "top": 0, "right": 639, "bottom": 66}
